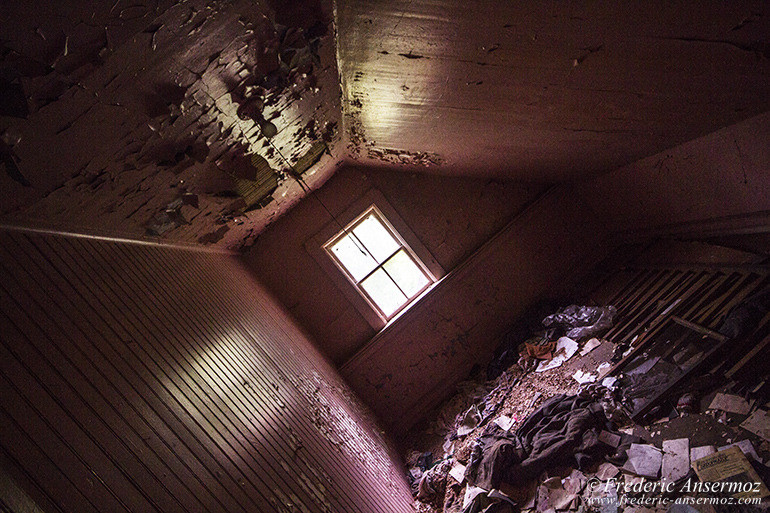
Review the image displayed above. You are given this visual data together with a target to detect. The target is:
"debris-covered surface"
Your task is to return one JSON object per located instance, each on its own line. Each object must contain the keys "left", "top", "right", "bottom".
{"left": 404, "top": 273, "right": 770, "bottom": 513}
{"left": 0, "top": 0, "right": 343, "bottom": 250}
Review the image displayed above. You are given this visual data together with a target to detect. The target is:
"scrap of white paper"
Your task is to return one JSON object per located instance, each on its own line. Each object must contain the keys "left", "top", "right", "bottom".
{"left": 580, "top": 338, "right": 602, "bottom": 356}
{"left": 493, "top": 415, "right": 515, "bottom": 432}
{"left": 740, "top": 409, "right": 770, "bottom": 442}
{"left": 449, "top": 463, "right": 466, "bottom": 484}
{"left": 573, "top": 369, "right": 597, "bottom": 384}
{"left": 536, "top": 337, "right": 578, "bottom": 372}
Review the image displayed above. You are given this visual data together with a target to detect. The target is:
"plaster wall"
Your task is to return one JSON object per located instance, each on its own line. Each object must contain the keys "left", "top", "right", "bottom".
{"left": 244, "top": 165, "right": 543, "bottom": 365}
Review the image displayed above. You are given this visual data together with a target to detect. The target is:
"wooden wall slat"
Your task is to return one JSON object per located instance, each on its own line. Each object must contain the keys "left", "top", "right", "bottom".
{"left": 1, "top": 235, "right": 242, "bottom": 513}
{"left": 152, "top": 246, "right": 397, "bottom": 513}
{"left": 0, "top": 230, "right": 415, "bottom": 513}
{"left": 64, "top": 237, "right": 328, "bottom": 512}
{"left": 115, "top": 236, "right": 394, "bottom": 512}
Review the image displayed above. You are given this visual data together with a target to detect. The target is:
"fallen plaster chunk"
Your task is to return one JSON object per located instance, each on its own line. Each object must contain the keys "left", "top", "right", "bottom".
{"left": 596, "top": 462, "right": 619, "bottom": 480}
{"left": 537, "top": 337, "right": 578, "bottom": 372}
{"left": 690, "top": 445, "right": 716, "bottom": 462}
{"left": 449, "top": 462, "right": 466, "bottom": 483}
{"left": 718, "top": 439, "right": 761, "bottom": 463}
{"left": 599, "top": 430, "right": 621, "bottom": 448}
{"left": 708, "top": 393, "right": 751, "bottom": 415}
{"left": 494, "top": 415, "right": 515, "bottom": 432}
{"left": 662, "top": 438, "right": 690, "bottom": 483}
{"left": 597, "top": 362, "right": 612, "bottom": 377}
{"left": 623, "top": 444, "right": 662, "bottom": 479}
{"left": 580, "top": 338, "right": 602, "bottom": 356}
{"left": 740, "top": 409, "right": 770, "bottom": 441}
{"left": 601, "top": 375, "right": 617, "bottom": 389}
{"left": 537, "top": 478, "right": 576, "bottom": 512}
{"left": 573, "top": 369, "right": 597, "bottom": 384}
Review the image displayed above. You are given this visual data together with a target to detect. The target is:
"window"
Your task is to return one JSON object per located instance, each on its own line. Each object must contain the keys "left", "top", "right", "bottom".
{"left": 324, "top": 206, "right": 434, "bottom": 320}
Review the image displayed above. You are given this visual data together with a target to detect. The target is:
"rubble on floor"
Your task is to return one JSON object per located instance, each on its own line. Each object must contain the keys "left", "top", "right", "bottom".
{"left": 404, "top": 300, "right": 770, "bottom": 513}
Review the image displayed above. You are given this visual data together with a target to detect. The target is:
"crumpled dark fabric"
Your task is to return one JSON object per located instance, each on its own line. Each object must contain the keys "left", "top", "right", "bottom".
{"left": 462, "top": 494, "right": 516, "bottom": 513}
{"left": 417, "top": 459, "right": 452, "bottom": 502}
{"left": 542, "top": 305, "right": 617, "bottom": 340}
{"left": 718, "top": 286, "right": 769, "bottom": 339}
{"left": 464, "top": 394, "right": 615, "bottom": 489}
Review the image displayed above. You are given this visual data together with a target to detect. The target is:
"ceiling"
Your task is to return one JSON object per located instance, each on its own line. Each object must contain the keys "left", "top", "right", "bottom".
{"left": 337, "top": 0, "right": 770, "bottom": 179}
{"left": 1, "top": 0, "right": 769, "bottom": 249}
{"left": 0, "top": 0, "right": 342, "bottom": 250}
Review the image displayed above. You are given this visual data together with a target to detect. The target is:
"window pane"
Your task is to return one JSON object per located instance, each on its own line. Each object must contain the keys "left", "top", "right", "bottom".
{"left": 329, "top": 233, "right": 377, "bottom": 281}
{"left": 352, "top": 213, "right": 400, "bottom": 263}
{"left": 383, "top": 249, "right": 430, "bottom": 298}
{"left": 360, "top": 268, "right": 407, "bottom": 317}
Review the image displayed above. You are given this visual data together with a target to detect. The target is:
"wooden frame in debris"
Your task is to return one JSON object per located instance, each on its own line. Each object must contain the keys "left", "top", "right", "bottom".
{"left": 589, "top": 264, "right": 769, "bottom": 421}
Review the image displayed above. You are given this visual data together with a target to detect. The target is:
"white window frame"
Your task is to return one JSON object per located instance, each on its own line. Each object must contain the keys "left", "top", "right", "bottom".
{"left": 323, "top": 205, "right": 434, "bottom": 321}
{"left": 305, "top": 189, "right": 444, "bottom": 330}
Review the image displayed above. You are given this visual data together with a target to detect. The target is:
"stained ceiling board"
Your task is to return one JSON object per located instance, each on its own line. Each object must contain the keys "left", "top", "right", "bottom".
{"left": 337, "top": 0, "right": 770, "bottom": 179}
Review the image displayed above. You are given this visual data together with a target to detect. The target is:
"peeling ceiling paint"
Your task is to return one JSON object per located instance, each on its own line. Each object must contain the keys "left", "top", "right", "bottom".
{"left": 0, "top": 0, "right": 342, "bottom": 250}
{"left": 1, "top": 1, "right": 769, "bottom": 249}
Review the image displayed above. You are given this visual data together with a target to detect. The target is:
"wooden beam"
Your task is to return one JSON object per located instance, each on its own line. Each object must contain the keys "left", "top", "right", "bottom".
{"left": 670, "top": 316, "right": 728, "bottom": 342}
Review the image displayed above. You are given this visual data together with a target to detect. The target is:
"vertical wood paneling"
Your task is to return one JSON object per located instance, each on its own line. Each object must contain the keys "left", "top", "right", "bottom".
{"left": 0, "top": 230, "right": 414, "bottom": 513}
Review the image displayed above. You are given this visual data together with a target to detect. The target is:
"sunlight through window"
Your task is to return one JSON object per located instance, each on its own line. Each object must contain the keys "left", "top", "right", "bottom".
{"left": 325, "top": 206, "right": 434, "bottom": 320}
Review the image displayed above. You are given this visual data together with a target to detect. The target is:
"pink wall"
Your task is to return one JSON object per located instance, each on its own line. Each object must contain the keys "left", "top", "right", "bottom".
{"left": 244, "top": 165, "right": 544, "bottom": 365}
{"left": 574, "top": 111, "right": 770, "bottom": 237}
{"left": 0, "top": 229, "right": 413, "bottom": 513}
{"left": 339, "top": 188, "right": 610, "bottom": 435}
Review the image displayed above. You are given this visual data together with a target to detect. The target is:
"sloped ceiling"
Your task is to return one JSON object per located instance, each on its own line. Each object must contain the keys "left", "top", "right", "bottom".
{"left": 1, "top": 1, "right": 769, "bottom": 249}
{"left": 0, "top": 0, "right": 342, "bottom": 250}
{"left": 337, "top": 0, "right": 770, "bottom": 179}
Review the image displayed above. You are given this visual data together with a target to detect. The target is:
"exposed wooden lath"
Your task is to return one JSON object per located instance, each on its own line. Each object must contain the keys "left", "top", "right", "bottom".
{"left": 590, "top": 261, "right": 769, "bottom": 421}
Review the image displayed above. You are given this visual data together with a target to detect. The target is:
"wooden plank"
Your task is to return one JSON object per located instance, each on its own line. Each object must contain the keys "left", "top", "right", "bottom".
{"left": 636, "top": 272, "right": 728, "bottom": 347}
{"left": 604, "top": 270, "right": 674, "bottom": 341}
{"left": 606, "top": 298, "right": 682, "bottom": 376}
{"left": 0, "top": 237, "right": 206, "bottom": 513}
{"left": 692, "top": 272, "right": 752, "bottom": 326}
{"left": 41, "top": 236, "right": 280, "bottom": 513}
{"left": 75, "top": 237, "right": 335, "bottom": 512}
{"left": 617, "top": 271, "right": 697, "bottom": 344}
{"left": 632, "top": 335, "right": 732, "bottom": 421}
{"left": 670, "top": 316, "right": 728, "bottom": 342}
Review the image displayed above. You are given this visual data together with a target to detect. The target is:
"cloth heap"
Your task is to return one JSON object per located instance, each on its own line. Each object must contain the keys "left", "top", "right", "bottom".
{"left": 465, "top": 394, "right": 614, "bottom": 490}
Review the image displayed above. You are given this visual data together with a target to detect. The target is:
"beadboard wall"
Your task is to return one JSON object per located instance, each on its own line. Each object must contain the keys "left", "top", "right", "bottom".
{"left": 0, "top": 229, "right": 413, "bottom": 513}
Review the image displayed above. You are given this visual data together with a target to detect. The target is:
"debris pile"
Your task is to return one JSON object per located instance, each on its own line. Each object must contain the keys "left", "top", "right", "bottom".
{"left": 405, "top": 301, "right": 770, "bottom": 513}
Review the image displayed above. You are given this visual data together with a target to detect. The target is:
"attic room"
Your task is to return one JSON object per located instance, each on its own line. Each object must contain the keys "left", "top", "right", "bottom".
{"left": 0, "top": 1, "right": 769, "bottom": 512}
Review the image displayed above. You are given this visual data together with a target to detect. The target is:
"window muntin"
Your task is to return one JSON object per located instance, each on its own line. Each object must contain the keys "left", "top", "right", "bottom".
{"left": 325, "top": 206, "right": 433, "bottom": 320}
